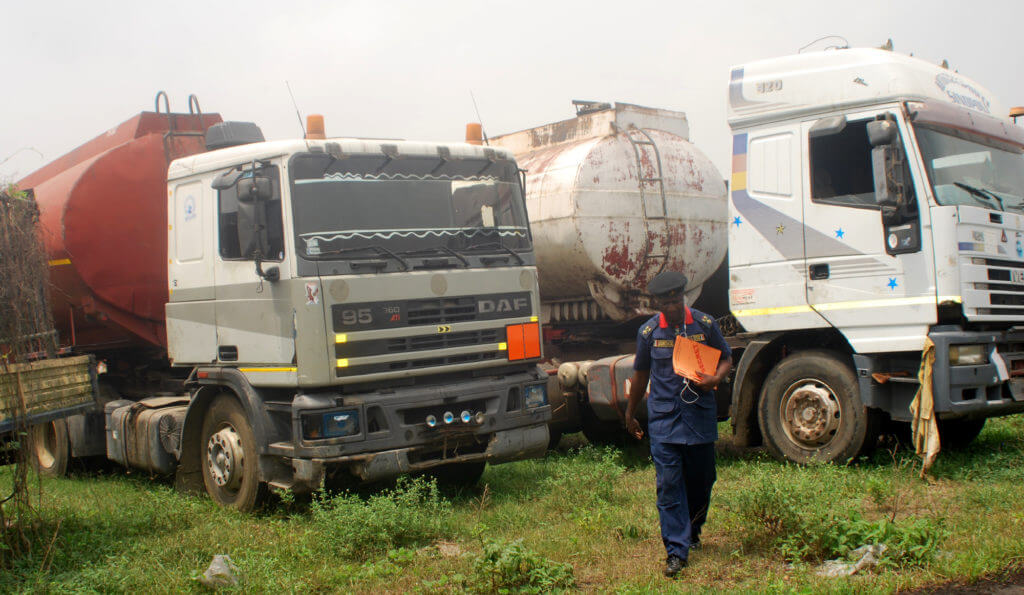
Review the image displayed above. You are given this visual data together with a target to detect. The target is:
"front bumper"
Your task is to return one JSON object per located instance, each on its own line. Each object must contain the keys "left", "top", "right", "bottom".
{"left": 928, "top": 326, "right": 1024, "bottom": 418}
{"left": 267, "top": 366, "right": 550, "bottom": 491}
{"left": 288, "top": 423, "right": 549, "bottom": 490}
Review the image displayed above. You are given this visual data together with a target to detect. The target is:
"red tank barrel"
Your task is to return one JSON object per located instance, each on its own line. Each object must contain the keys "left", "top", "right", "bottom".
{"left": 18, "top": 110, "right": 223, "bottom": 352}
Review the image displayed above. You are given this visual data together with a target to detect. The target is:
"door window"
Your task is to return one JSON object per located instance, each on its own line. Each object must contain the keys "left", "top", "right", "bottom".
{"left": 809, "top": 119, "right": 879, "bottom": 209}
{"left": 218, "top": 165, "right": 285, "bottom": 261}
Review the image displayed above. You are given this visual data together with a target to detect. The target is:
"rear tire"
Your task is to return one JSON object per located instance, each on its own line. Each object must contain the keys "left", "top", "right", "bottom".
{"left": 200, "top": 395, "right": 265, "bottom": 511}
{"left": 758, "top": 350, "right": 879, "bottom": 464}
{"left": 937, "top": 418, "right": 985, "bottom": 449}
{"left": 29, "top": 418, "right": 70, "bottom": 477}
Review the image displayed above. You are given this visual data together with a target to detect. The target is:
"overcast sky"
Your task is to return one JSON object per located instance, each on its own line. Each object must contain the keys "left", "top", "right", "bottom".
{"left": 3, "top": 0, "right": 1023, "bottom": 183}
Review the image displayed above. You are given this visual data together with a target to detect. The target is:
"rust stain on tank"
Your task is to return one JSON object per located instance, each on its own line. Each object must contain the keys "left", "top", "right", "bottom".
{"left": 601, "top": 220, "right": 637, "bottom": 280}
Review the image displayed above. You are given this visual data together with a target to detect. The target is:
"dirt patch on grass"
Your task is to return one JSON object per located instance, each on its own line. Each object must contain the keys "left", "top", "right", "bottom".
{"left": 912, "top": 563, "right": 1024, "bottom": 594}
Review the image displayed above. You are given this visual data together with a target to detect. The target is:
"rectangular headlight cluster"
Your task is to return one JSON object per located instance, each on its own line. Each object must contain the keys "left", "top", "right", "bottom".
{"left": 302, "top": 409, "right": 360, "bottom": 440}
{"left": 949, "top": 344, "right": 987, "bottom": 366}
{"left": 524, "top": 384, "right": 547, "bottom": 408}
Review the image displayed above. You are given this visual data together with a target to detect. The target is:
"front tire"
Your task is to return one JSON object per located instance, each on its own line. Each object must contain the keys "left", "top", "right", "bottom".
{"left": 937, "top": 418, "right": 985, "bottom": 449}
{"left": 29, "top": 418, "right": 70, "bottom": 477}
{"left": 758, "top": 350, "right": 879, "bottom": 464}
{"left": 200, "top": 395, "right": 265, "bottom": 511}
{"left": 425, "top": 461, "right": 486, "bottom": 489}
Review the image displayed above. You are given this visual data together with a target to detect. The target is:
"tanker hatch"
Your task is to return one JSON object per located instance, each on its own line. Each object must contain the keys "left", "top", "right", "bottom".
{"left": 205, "top": 121, "right": 265, "bottom": 150}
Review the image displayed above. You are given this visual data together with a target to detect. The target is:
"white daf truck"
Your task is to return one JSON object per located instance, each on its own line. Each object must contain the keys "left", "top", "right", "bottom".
{"left": 536, "top": 48, "right": 1024, "bottom": 464}
{"left": 20, "top": 106, "right": 550, "bottom": 510}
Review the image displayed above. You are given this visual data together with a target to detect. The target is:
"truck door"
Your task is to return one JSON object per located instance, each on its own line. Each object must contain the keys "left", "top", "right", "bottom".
{"left": 167, "top": 180, "right": 217, "bottom": 364}
{"left": 800, "top": 110, "right": 936, "bottom": 353}
{"left": 213, "top": 164, "right": 296, "bottom": 367}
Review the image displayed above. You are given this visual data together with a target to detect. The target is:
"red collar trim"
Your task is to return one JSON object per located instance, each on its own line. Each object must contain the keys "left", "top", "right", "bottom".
{"left": 658, "top": 307, "right": 693, "bottom": 329}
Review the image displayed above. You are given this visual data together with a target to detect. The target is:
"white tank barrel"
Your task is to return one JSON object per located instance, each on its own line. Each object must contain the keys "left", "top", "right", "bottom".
{"left": 490, "top": 102, "right": 727, "bottom": 324}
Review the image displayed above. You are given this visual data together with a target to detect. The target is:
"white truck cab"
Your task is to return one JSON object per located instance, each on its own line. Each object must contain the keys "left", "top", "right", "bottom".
{"left": 727, "top": 48, "right": 1024, "bottom": 462}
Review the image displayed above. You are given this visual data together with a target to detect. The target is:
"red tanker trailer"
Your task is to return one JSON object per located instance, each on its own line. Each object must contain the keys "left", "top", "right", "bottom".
{"left": 21, "top": 96, "right": 221, "bottom": 392}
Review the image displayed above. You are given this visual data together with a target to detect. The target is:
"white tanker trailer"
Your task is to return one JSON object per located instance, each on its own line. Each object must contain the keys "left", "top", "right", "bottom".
{"left": 488, "top": 102, "right": 729, "bottom": 443}
{"left": 491, "top": 102, "right": 727, "bottom": 332}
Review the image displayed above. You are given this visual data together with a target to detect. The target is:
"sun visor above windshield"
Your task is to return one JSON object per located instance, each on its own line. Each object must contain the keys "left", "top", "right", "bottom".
{"left": 910, "top": 101, "right": 1024, "bottom": 150}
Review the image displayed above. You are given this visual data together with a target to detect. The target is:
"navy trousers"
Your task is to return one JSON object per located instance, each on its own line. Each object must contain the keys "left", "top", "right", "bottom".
{"left": 650, "top": 440, "right": 716, "bottom": 560}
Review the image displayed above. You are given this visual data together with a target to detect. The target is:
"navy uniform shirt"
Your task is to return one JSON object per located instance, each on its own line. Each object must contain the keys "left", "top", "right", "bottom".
{"left": 633, "top": 307, "right": 732, "bottom": 445}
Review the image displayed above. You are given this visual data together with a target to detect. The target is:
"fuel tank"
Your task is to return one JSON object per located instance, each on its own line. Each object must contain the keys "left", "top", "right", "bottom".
{"left": 18, "top": 107, "right": 222, "bottom": 351}
{"left": 490, "top": 103, "right": 727, "bottom": 325}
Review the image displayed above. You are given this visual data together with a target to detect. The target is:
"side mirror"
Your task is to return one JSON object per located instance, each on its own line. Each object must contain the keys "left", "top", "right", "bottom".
{"left": 872, "top": 144, "right": 908, "bottom": 216}
{"left": 237, "top": 176, "right": 273, "bottom": 203}
{"left": 867, "top": 120, "right": 898, "bottom": 147}
{"left": 868, "top": 121, "right": 921, "bottom": 255}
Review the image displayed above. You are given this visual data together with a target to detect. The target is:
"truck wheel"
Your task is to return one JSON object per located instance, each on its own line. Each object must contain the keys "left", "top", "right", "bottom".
{"left": 547, "top": 429, "right": 563, "bottom": 450}
{"left": 425, "top": 461, "right": 486, "bottom": 489}
{"left": 29, "top": 418, "right": 70, "bottom": 477}
{"left": 937, "top": 418, "right": 985, "bottom": 449}
{"left": 200, "top": 395, "right": 265, "bottom": 511}
{"left": 758, "top": 350, "right": 879, "bottom": 464}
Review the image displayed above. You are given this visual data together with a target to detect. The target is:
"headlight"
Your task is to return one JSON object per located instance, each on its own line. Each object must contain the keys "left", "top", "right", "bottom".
{"left": 525, "top": 384, "right": 547, "bottom": 408}
{"left": 302, "top": 409, "right": 360, "bottom": 439}
{"left": 949, "top": 344, "right": 987, "bottom": 366}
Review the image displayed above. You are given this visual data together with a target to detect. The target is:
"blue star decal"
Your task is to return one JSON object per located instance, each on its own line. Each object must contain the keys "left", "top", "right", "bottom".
{"left": 887, "top": 278, "right": 898, "bottom": 290}
{"left": 733, "top": 216, "right": 743, "bottom": 227}
{"left": 835, "top": 228, "right": 845, "bottom": 239}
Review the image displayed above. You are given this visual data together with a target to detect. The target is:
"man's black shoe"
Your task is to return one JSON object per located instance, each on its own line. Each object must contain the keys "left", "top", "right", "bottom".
{"left": 664, "top": 555, "right": 687, "bottom": 577}
{"left": 690, "top": 537, "right": 702, "bottom": 550}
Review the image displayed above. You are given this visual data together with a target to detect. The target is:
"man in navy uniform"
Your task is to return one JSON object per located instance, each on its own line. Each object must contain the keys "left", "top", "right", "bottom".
{"left": 625, "top": 271, "right": 732, "bottom": 578}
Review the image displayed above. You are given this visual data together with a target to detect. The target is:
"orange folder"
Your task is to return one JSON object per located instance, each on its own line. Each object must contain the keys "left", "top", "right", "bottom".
{"left": 672, "top": 337, "right": 721, "bottom": 382}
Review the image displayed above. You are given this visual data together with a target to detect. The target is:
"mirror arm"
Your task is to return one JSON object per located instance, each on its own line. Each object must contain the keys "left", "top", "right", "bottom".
{"left": 254, "top": 253, "right": 280, "bottom": 282}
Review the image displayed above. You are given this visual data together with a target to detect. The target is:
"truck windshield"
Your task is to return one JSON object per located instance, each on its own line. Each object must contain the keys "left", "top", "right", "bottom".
{"left": 289, "top": 152, "right": 531, "bottom": 260}
{"left": 914, "top": 125, "right": 1024, "bottom": 212}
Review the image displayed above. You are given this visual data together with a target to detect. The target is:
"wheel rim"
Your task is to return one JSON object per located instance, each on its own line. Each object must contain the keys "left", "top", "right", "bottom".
{"left": 206, "top": 425, "right": 245, "bottom": 492}
{"left": 33, "top": 423, "right": 58, "bottom": 469}
{"left": 779, "top": 380, "right": 842, "bottom": 449}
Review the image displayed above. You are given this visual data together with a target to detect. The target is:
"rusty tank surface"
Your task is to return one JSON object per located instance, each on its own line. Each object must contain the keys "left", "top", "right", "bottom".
{"left": 489, "top": 102, "right": 727, "bottom": 329}
{"left": 17, "top": 95, "right": 222, "bottom": 353}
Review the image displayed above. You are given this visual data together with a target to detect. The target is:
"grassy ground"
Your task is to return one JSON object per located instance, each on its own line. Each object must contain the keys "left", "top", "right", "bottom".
{"left": 2, "top": 416, "right": 1024, "bottom": 593}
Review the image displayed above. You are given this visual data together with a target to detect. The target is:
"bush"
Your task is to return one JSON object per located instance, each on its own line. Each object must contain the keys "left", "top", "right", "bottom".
{"left": 775, "top": 514, "right": 945, "bottom": 567}
{"left": 310, "top": 476, "right": 452, "bottom": 559}
{"left": 729, "top": 467, "right": 945, "bottom": 567}
{"left": 466, "top": 539, "right": 574, "bottom": 593}
{"left": 729, "top": 467, "right": 825, "bottom": 544}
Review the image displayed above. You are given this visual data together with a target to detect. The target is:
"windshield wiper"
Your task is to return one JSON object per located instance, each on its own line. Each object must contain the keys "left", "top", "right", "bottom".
{"left": 955, "top": 182, "right": 1005, "bottom": 211}
{"left": 465, "top": 241, "right": 525, "bottom": 265}
{"left": 310, "top": 244, "right": 409, "bottom": 271}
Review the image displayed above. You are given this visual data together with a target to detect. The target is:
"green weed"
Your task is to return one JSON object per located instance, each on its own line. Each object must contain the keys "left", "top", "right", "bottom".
{"left": 727, "top": 465, "right": 945, "bottom": 566}
{"left": 465, "top": 538, "right": 575, "bottom": 593}
{"left": 310, "top": 475, "right": 452, "bottom": 560}
{"left": 541, "top": 445, "right": 625, "bottom": 506}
